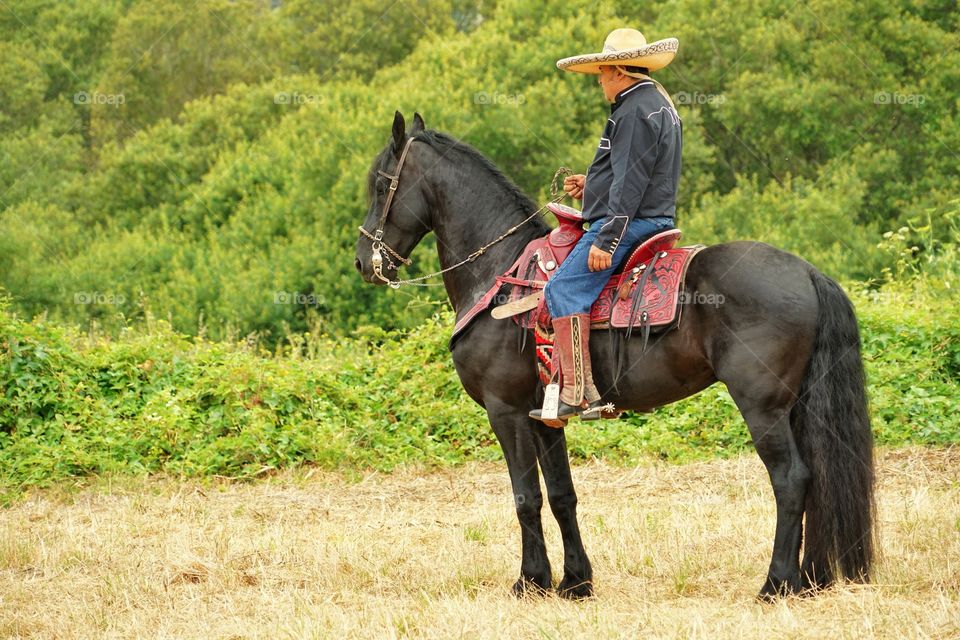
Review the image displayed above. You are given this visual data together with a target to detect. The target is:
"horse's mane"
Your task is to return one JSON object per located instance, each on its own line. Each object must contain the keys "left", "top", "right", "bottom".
{"left": 410, "top": 130, "right": 543, "bottom": 223}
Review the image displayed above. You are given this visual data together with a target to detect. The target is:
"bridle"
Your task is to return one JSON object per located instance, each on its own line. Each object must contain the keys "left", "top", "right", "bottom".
{"left": 358, "top": 135, "right": 570, "bottom": 289}
{"left": 358, "top": 136, "right": 417, "bottom": 287}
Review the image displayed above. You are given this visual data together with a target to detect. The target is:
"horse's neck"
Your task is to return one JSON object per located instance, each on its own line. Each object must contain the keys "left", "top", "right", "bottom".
{"left": 431, "top": 177, "right": 545, "bottom": 314}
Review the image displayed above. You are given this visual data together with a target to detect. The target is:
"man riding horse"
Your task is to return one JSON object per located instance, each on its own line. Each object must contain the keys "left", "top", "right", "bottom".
{"left": 356, "top": 24, "right": 874, "bottom": 596}
{"left": 530, "top": 28, "right": 682, "bottom": 423}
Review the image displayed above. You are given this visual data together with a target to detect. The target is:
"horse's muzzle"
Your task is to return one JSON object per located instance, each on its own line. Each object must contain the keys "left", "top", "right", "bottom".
{"left": 355, "top": 253, "right": 395, "bottom": 285}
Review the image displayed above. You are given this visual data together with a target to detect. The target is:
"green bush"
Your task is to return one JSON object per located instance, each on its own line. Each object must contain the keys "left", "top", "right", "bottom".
{"left": 1, "top": 283, "right": 957, "bottom": 503}
{"left": 1, "top": 1, "right": 957, "bottom": 504}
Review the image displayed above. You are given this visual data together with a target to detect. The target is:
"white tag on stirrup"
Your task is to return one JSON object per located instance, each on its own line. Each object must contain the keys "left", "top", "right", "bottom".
{"left": 541, "top": 383, "right": 560, "bottom": 421}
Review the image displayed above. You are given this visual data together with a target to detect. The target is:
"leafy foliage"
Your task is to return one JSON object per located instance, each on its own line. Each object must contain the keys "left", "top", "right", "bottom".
{"left": 1, "top": 0, "right": 957, "bottom": 500}
{"left": 0, "top": 0, "right": 958, "bottom": 340}
{"left": 1, "top": 285, "right": 957, "bottom": 503}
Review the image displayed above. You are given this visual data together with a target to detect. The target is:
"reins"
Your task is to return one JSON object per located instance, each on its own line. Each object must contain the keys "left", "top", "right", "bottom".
{"left": 358, "top": 139, "right": 571, "bottom": 289}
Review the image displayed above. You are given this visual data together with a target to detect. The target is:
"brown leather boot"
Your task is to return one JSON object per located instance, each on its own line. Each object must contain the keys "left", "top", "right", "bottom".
{"left": 573, "top": 313, "right": 604, "bottom": 420}
{"left": 529, "top": 313, "right": 605, "bottom": 423}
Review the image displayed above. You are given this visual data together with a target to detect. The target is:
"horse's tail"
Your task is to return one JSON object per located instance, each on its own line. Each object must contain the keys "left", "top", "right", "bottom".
{"left": 790, "top": 269, "right": 875, "bottom": 587}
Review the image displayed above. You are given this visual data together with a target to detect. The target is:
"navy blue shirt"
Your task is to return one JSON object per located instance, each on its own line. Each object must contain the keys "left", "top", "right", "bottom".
{"left": 581, "top": 80, "right": 682, "bottom": 254}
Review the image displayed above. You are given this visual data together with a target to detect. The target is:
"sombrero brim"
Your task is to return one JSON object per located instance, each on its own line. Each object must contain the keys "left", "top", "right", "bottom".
{"left": 556, "top": 38, "right": 679, "bottom": 74}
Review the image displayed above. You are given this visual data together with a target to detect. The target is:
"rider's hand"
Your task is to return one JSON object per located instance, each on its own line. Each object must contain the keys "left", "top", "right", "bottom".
{"left": 588, "top": 245, "right": 612, "bottom": 272}
{"left": 563, "top": 174, "right": 586, "bottom": 200}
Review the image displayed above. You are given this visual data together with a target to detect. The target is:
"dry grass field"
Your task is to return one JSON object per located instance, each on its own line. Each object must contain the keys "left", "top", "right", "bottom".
{"left": 1, "top": 447, "right": 958, "bottom": 639}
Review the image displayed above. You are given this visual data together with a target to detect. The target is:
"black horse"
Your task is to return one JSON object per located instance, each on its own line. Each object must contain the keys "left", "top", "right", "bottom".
{"left": 355, "top": 112, "right": 874, "bottom": 600}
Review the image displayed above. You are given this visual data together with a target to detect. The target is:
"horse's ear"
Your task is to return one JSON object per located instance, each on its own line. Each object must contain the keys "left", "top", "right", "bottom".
{"left": 392, "top": 111, "right": 406, "bottom": 155}
{"left": 411, "top": 112, "right": 425, "bottom": 134}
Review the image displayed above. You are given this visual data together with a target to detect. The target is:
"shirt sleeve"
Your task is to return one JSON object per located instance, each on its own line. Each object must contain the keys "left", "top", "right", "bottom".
{"left": 592, "top": 110, "right": 659, "bottom": 255}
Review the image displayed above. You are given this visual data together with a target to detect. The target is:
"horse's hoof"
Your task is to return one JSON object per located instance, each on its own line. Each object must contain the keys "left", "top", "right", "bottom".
{"left": 756, "top": 576, "right": 801, "bottom": 602}
{"left": 756, "top": 588, "right": 781, "bottom": 603}
{"left": 799, "top": 572, "right": 829, "bottom": 595}
{"left": 557, "top": 577, "right": 594, "bottom": 600}
{"left": 512, "top": 575, "right": 550, "bottom": 598}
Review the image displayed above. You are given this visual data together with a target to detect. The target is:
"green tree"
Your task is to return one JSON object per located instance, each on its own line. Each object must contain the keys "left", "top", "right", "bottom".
{"left": 91, "top": 0, "right": 279, "bottom": 146}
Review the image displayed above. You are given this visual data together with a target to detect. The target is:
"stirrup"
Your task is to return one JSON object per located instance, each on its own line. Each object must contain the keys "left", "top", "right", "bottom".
{"left": 528, "top": 407, "right": 568, "bottom": 428}
{"left": 529, "top": 399, "right": 609, "bottom": 424}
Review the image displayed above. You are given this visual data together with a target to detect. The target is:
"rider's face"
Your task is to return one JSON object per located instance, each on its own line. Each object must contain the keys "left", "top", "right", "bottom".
{"left": 597, "top": 66, "right": 621, "bottom": 103}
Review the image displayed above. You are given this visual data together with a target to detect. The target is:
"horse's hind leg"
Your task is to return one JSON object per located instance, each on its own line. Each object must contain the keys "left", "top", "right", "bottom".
{"left": 737, "top": 400, "right": 811, "bottom": 599}
{"left": 486, "top": 400, "right": 552, "bottom": 596}
{"left": 530, "top": 421, "right": 593, "bottom": 599}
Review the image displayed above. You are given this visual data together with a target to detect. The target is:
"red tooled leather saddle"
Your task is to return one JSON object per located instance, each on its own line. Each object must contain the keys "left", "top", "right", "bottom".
{"left": 508, "top": 204, "right": 704, "bottom": 385}
{"left": 451, "top": 203, "right": 705, "bottom": 356}
{"left": 507, "top": 203, "right": 703, "bottom": 330}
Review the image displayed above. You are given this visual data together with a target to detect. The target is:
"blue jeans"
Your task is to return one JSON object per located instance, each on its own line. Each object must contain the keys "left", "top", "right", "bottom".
{"left": 545, "top": 216, "right": 675, "bottom": 317}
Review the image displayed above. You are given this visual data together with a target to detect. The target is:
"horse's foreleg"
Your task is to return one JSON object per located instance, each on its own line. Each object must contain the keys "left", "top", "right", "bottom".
{"left": 530, "top": 421, "right": 593, "bottom": 599}
{"left": 486, "top": 401, "right": 552, "bottom": 596}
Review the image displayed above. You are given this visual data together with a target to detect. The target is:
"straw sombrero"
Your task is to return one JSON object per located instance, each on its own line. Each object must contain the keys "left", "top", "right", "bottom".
{"left": 556, "top": 28, "right": 678, "bottom": 74}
